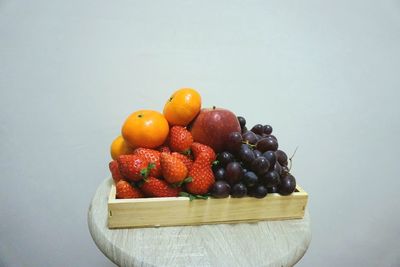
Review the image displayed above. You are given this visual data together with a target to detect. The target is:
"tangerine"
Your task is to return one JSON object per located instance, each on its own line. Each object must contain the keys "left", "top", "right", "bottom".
{"left": 110, "top": 135, "right": 134, "bottom": 160}
{"left": 122, "top": 110, "right": 169, "bottom": 149}
{"left": 163, "top": 88, "right": 201, "bottom": 126}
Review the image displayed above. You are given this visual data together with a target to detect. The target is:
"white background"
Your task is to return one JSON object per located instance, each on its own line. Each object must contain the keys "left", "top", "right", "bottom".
{"left": 1, "top": 0, "right": 400, "bottom": 266}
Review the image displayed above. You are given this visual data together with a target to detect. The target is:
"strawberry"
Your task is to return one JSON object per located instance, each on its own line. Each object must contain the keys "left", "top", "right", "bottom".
{"left": 140, "top": 177, "right": 181, "bottom": 197}
{"left": 117, "top": 154, "right": 151, "bottom": 182}
{"left": 133, "top": 148, "right": 162, "bottom": 178}
{"left": 186, "top": 152, "right": 215, "bottom": 195}
{"left": 109, "top": 160, "right": 123, "bottom": 184}
{"left": 171, "top": 152, "right": 194, "bottom": 171}
{"left": 191, "top": 142, "right": 216, "bottom": 163}
{"left": 160, "top": 152, "right": 188, "bottom": 184}
{"left": 116, "top": 180, "right": 144, "bottom": 199}
{"left": 169, "top": 126, "right": 193, "bottom": 153}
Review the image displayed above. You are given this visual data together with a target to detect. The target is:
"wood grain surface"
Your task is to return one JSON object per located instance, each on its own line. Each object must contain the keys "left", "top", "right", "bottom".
{"left": 108, "top": 183, "right": 308, "bottom": 229}
{"left": 88, "top": 178, "right": 311, "bottom": 267}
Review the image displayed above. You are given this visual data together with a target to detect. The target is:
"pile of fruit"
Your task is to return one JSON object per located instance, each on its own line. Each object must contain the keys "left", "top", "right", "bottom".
{"left": 108, "top": 88, "right": 297, "bottom": 200}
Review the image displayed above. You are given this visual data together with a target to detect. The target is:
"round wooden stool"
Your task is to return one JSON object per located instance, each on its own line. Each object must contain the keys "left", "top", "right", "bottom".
{"left": 88, "top": 178, "right": 311, "bottom": 267}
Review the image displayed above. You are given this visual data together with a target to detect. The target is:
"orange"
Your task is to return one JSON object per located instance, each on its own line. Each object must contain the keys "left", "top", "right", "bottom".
{"left": 163, "top": 88, "right": 201, "bottom": 126}
{"left": 121, "top": 110, "right": 169, "bottom": 149}
{"left": 110, "top": 135, "right": 134, "bottom": 160}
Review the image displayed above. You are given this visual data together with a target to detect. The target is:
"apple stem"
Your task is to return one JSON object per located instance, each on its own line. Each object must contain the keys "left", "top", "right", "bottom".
{"left": 212, "top": 106, "right": 216, "bottom": 110}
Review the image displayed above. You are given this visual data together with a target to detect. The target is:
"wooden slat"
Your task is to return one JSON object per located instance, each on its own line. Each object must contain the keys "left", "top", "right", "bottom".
{"left": 108, "top": 184, "right": 308, "bottom": 229}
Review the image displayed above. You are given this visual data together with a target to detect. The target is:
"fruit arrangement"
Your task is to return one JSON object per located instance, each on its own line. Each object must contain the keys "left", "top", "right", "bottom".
{"left": 108, "top": 88, "right": 298, "bottom": 200}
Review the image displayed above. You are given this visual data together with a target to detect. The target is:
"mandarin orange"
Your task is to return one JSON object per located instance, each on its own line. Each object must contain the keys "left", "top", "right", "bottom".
{"left": 110, "top": 135, "right": 134, "bottom": 160}
{"left": 122, "top": 110, "right": 169, "bottom": 149}
{"left": 163, "top": 88, "right": 201, "bottom": 126}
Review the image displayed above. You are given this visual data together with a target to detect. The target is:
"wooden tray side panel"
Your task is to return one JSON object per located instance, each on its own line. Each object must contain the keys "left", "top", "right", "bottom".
{"left": 108, "top": 185, "right": 308, "bottom": 229}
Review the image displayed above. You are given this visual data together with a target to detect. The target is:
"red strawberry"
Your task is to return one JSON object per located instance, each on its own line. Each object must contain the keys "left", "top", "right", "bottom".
{"left": 116, "top": 180, "right": 144, "bottom": 199}
{"left": 140, "top": 177, "right": 181, "bottom": 197}
{"left": 191, "top": 142, "right": 216, "bottom": 163}
{"left": 117, "top": 154, "right": 150, "bottom": 182}
{"left": 171, "top": 152, "right": 194, "bottom": 171}
{"left": 186, "top": 152, "right": 215, "bottom": 195}
{"left": 133, "top": 148, "right": 162, "bottom": 178}
{"left": 157, "top": 145, "right": 171, "bottom": 154}
{"left": 160, "top": 152, "right": 188, "bottom": 184}
{"left": 109, "top": 160, "right": 123, "bottom": 184}
{"left": 169, "top": 126, "right": 193, "bottom": 153}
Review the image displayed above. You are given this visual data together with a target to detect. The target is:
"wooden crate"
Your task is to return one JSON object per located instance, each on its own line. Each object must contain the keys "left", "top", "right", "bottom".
{"left": 108, "top": 184, "right": 308, "bottom": 229}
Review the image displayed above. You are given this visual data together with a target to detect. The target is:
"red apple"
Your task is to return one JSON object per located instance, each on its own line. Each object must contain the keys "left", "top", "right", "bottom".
{"left": 189, "top": 107, "right": 241, "bottom": 152}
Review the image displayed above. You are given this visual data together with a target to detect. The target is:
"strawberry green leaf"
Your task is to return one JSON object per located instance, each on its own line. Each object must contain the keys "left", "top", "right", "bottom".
{"left": 172, "top": 177, "right": 193, "bottom": 188}
{"left": 179, "top": 191, "right": 208, "bottom": 201}
{"left": 183, "top": 177, "right": 192, "bottom": 183}
{"left": 147, "top": 163, "right": 155, "bottom": 170}
{"left": 140, "top": 163, "right": 156, "bottom": 179}
{"left": 182, "top": 149, "right": 191, "bottom": 156}
{"left": 194, "top": 194, "right": 209, "bottom": 200}
{"left": 171, "top": 182, "right": 180, "bottom": 188}
{"left": 179, "top": 191, "right": 191, "bottom": 198}
{"left": 140, "top": 168, "right": 149, "bottom": 178}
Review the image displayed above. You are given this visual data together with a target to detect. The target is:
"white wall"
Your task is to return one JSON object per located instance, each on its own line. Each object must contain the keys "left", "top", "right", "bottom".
{"left": 1, "top": 0, "right": 399, "bottom": 266}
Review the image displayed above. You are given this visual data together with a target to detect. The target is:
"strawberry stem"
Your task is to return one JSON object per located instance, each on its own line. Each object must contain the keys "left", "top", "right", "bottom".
{"left": 179, "top": 191, "right": 209, "bottom": 201}
{"left": 182, "top": 149, "right": 191, "bottom": 156}
{"left": 148, "top": 163, "right": 155, "bottom": 170}
{"left": 172, "top": 177, "right": 193, "bottom": 188}
{"left": 140, "top": 163, "right": 155, "bottom": 179}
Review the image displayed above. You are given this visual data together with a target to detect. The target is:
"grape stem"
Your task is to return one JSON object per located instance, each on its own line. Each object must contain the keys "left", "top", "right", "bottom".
{"left": 288, "top": 146, "right": 298, "bottom": 171}
{"left": 242, "top": 140, "right": 256, "bottom": 148}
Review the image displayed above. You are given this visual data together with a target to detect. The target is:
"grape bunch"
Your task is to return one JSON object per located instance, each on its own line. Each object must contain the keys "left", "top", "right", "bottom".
{"left": 210, "top": 116, "right": 297, "bottom": 199}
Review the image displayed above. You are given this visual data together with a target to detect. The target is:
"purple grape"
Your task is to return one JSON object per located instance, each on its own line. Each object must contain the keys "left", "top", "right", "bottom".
{"left": 263, "top": 125, "right": 273, "bottom": 134}
{"left": 251, "top": 124, "right": 264, "bottom": 135}
{"left": 253, "top": 150, "right": 262, "bottom": 158}
{"left": 251, "top": 156, "right": 270, "bottom": 175}
{"left": 266, "top": 134, "right": 277, "bottom": 141}
{"left": 231, "top": 183, "right": 247, "bottom": 198}
{"left": 214, "top": 167, "right": 226, "bottom": 181}
{"left": 237, "top": 116, "right": 246, "bottom": 129}
{"left": 242, "top": 131, "right": 258, "bottom": 145}
{"left": 226, "top": 132, "right": 243, "bottom": 152}
{"left": 262, "top": 151, "right": 276, "bottom": 167}
{"left": 273, "top": 162, "right": 282, "bottom": 175}
{"left": 225, "top": 162, "right": 243, "bottom": 185}
{"left": 256, "top": 138, "right": 278, "bottom": 152}
{"left": 217, "top": 151, "right": 235, "bottom": 167}
{"left": 275, "top": 150, "right": 288, "bottom": 166}
{"left": 243, "top": 171, "right": 258, "bottom": 187}
{"left": 211, "top": 181, "right": 231, "bottom": 198}
{"left": 253, "top": 185, "right": 268, "bottom": 198}
{"left": 239, "top": 144, "right": 255, "bottom": 165}
{"left": 278, "top": 174, "right": 296, "bottom": 195}
{"left": 260, "top": 171, "right": 280, "bottom": 187}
